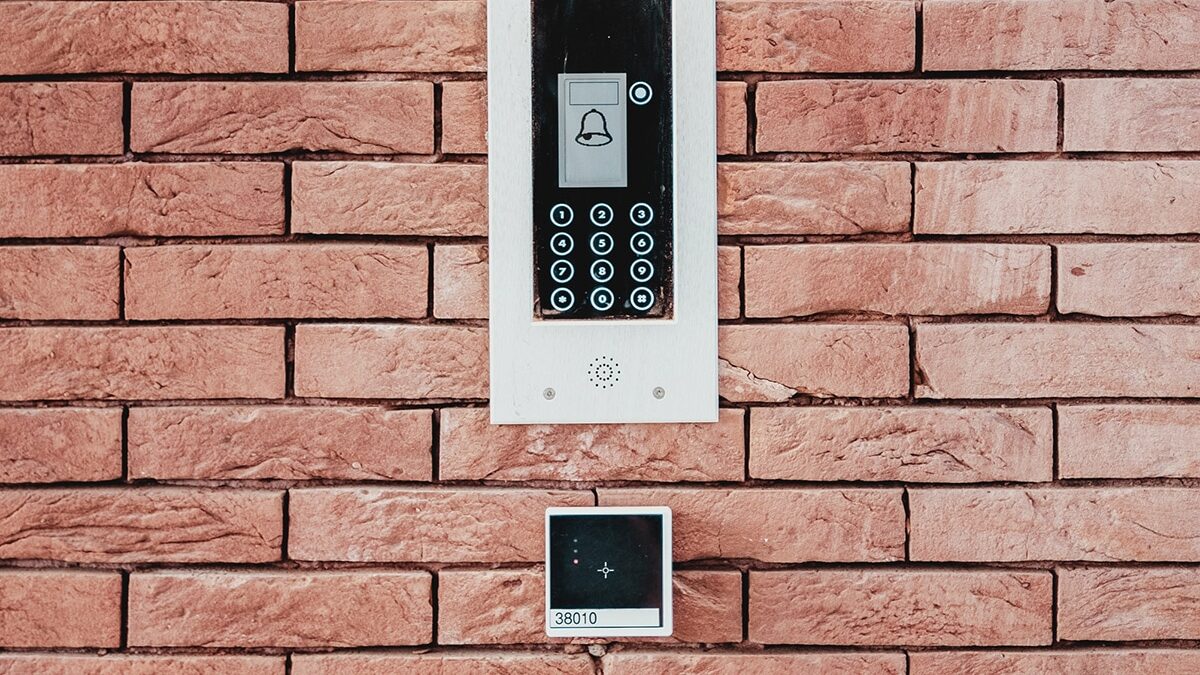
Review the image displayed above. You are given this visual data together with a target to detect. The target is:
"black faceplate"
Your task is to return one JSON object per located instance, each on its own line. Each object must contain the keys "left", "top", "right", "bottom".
{"left": 548, "top": 514, "right": 664, "bottom": 613}
{"left": 531, "top": 0, "right": 673, "bottom": 319}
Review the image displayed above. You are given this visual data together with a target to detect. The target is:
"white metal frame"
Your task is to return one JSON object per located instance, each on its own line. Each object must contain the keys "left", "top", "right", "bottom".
{"left": 544, "top": 506, "right": 673, "bottom": 638}
{"left": 487, "top": 0, "right": 718, "bottom": 424}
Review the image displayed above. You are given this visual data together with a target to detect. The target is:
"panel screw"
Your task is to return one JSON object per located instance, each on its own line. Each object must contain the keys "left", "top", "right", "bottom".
{"left": 543, "top": 388, "right": 556, "bottom": 400}
{"left": 652, "top": 387, "right": 666, "bottom": 399}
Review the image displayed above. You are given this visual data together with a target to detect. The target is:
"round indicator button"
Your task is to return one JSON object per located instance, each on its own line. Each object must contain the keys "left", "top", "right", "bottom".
{"left": 630, "top": 231, "right": 654, "bottom": 255}
{"left": 550, "top": 259, "right": 575, "bottom": 283}
{"left": 629, "top": 81, "right": 653, "bottom": 105}
{"left": 550, "top": 287, "right": 575, "bottom": 312}
{"left": 591, "top": 286, "right": 615, "bottom": 311}
{"left": 630, "top": 286, "right": 655, "bottom": 311}
{"left": 630, "top": 258, "right": 654, "bottom": 283}
{"left": 550, "top": 203, "right": 574, "bottom": 227}
{"left": 590, "top": 259, "right": 614, "bottom": 283}
{"left": 550, "top": 232, "right": 574, "bottom": 256}
{"left": 590, "top": 203, "right": 614, "bottom": 226}
{"left": 590, "top": 231, "right": 614, "bottom": 256}
{"left": 630, "top": 202, "right": 654, "bottom": 226}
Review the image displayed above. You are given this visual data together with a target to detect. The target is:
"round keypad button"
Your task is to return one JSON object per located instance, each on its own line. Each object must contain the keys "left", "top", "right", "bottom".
{"left": 630, "top": 286, "right": 655, "bottom": 311}
{"left": 630, "top": 231, "right": 654, "bottom": 255}
{"left": 591, "top": 259, "right": 614, "bottom": 283}
{"left": 590, "top": 203, "right": 614, "bottom": 226}
{"left": 550, "top": 259, "right": 574, "bottom": 283}
{"left": 630, "top": 202, "right": 654, "bottom": 226}
{"left": 550, "top": 232, "right": 574, "bottom": 256}
{"left": 590, "top": 232, "right": 614, "bottom": 256}
{"left": 591, "top": 286, "right": 615, "bottom": 311}
{"left": 629, "top": 81, "right": 653, "bottom": 105}
{"left": 550, "top": 287, "right": 575, "bottom": 311}
{"left": 550, "top": 203, "right": 574, "bottom": 227}
{"left": 630, "top": 258, "right": 654, "bottom": 283}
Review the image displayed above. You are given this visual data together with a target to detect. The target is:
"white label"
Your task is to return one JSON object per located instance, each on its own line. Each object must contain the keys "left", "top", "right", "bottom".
{"left": 547, "top": 607, "right": 660, "bottom": 629}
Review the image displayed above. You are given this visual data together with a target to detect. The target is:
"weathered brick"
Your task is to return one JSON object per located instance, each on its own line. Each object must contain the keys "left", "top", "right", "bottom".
{"left": 1059, "top": 568, "right": 1200, "bottom": 641}
{"left": 717, "top": 246, "right": 741, "bottom": 319}
{"left": 0, "top": 488, "right": 281, "bottom": 563}
{"left": 912, "top": 488, "right": 1200, "bottom": 562}
{"left": 0, "top": 162, "right": 284, "bottom": 238}
{"left": 0, "top": 83, "right": 122, "bottom": 156}
{"left": 128, "top": 570, "right": 432, "bottom": 647}
{"left": 717, "top": 0, "right": 915, "bottom": 72}
{"left": 1059, "top": 244, "right": 1200, "bottom": 317}
{"left": 750, "top": 570, "right": 1052, "bottom": 646}
{"left": 0, "top": 570, "right": 121, "bottom": 648}
{"left": 125, "top": 244, "right": 428, "bottom": 320}
{"left": 289, "top": 488, "right": 590, "bottom": 562}
{"left": 750, "top": 406, "right": 1053, "bottom": 482}
{"left": 924, "top": 0, "right": 1200, "bottom": 71}
{"left": 0, "top": 408, "right": 122, "bottom": 483}
{"left": 916, "top": 324, "right": 1200, "bottom": 399}
{"left": 438, "top": 569, "right": 742, "bottom": 644}
{"left": 0, "top": 2, "right": 287, "bottom": 75}
{"left": 294, "top": 325, "right": 487, "bottom": 399}
{"left": 916, "top": 161, "right": 1200, "bottom": 235}
{"left": 132, "top": 82, "right": 434, "bottom": 154}
{"left": 717, "top": 81, "right": 748, "bottom": 155}
{"left": 1060, "top": 405, "right": 1200, "bottom": 479}
{"left": 296, "top": 1, "right": 485, "bottom": 72}
{"left": 1065, "top": 79, "right": 1200, "bottom": 151}
{"left": 293, "top": 162, "right": 486, "bottom": 236}
{"left": 757, "top": 80, "right": 1057, "bottom": 152}
{"left": 128, "top": 406, "right": 432, "bottom": 481}
{"left": 0, "top": 246, "right": 119, "bottom": 320}
{"left": 440, "top": 407, "right": 744, "bottom": 482}
{"left": 718, "top": 162, "right": 911, "bottom": 235}
{"left": 294, "top": 653, "right": 592, "bottom": 675}
{"left": 441, "top": 80, "right": 487, "bottom": 154}
{"left": 0, "top": 327, "right": 284, "bottom": 401}
{"left": 434, "top": 244, "right": 488, "bottom": 319}
{"left": 605, "top": 652, "right": 906, "bottom": 675}
{"left": 720, "top": 324, "right": 909, "bottom": 401}
{"left": 910, "top": 650, "right": 1200, "bottom": 675}
{"left": 599, "top": 488, "right": 904, "bottom": 562}
{"left": 0, "top": 655, "right": 284, "bottom": 675}
{"left": 745, "top": 244, "right": 1050, "bottom": 317}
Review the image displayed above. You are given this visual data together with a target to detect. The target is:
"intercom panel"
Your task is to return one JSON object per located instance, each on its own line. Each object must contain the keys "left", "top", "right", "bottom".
{"left": 489, "top": 0, "right": 717, "bottom": 423}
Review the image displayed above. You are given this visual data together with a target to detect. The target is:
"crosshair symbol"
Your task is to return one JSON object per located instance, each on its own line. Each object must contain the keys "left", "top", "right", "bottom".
{"left": 596, "top": 562, "right": 615, "bottom": 579}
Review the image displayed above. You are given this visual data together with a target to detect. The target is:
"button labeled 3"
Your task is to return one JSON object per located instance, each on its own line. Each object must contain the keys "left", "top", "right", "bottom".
{"left": 630, "top": 202, "right": 654, "bottom": 226}
{"left": 550, "top": 203, "right": 574, "bottom": 226}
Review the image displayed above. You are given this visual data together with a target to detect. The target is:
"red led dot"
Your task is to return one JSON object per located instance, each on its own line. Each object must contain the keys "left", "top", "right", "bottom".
{"left": 572, "top": 559, "right": 579, "bottom": 564}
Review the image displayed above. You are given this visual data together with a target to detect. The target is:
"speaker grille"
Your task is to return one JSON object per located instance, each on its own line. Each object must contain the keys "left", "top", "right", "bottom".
{"left": 587, "top": 356, "right": 621, "bottom": 389}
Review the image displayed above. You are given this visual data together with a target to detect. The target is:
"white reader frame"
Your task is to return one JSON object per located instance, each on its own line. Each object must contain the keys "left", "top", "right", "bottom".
{"left": 545, "top": 505, "right": 673, "bottom": 638}
{"left": 487, "top": 0, "right": 718, "bottom": 424}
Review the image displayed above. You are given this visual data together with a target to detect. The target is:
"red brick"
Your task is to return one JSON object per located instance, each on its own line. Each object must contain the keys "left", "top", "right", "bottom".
{"left": 916, "top": 324, "right": 1200, "bottom": 399}
{"left": 916, "top": 161, "right": 1200, "bottom": 235}
{"left": 910, "top": 650, "right": 1200, "bottom": 675}
{"left": 293, "top": 162, "right": 486, "bottom": 236}
{"left": 132, "top": 82, "right": 434, "bottom": 154}
{"left": 1059, "top": 567, "right": 1200, "bottom": 641}
{"left": 0, "top": 655, "right": 284, "bottom": 675}
{"left": 717, "top": 0, "right": 915, "bottom": 72}
{"left": 289, "top": 488, "right": 590, "bottom": 563}
{"left": 0, "top": 2, "right": 287, "bottom": 75}
{"left": 1065, "top": 79, "right": 1200, "bottom": 151}
{"left": 717, "top": 246, "right": 741, "bottom": 319}
{"left": 599, "top": 488, "right": 904, "bottom": 562}
{"left": 605, "top": 653, "right": 906, "bottom": 675}
{"left": 128, "top": 570, "right": 432, "bottom": 647}
{"left": 441, "top": 81, "right": 487, "bottom": 154}
{"left": 434, "top": 244, "right": 489, "bottom": 319}
{"left": 294, "top": 324, "right": 487, "bottom": 400}
{"left": 0, "top": 82, "right": 121, "bottom": 156}
{"left": 757, "top": 80, "right": 1057, "bottom": 152}
{"left": 1059, "top": 244, "right": 1200, "bottom": 317}
{"left": 293, "top": 653, "right": 592, "bottom": 675}
{"left": 1060, "top": 405, "right": 1200, "bottom": 479}
{"left": 438, "top": 569, "right": 742, "bottom": 644}
{"left": 0, "top": 326, "right": 284, "bottom": 401}
{"left": 720, "top": 324, "right": 909, "bottom": 401}
{"left": 296, "top": 1, "right": 485, "bottom": 73}
{"left": 125, "top": 244, "right": 428, "bottom": 320}
{"left": 750, "top": 570, "right": 1052, "bottom": 646}
{"left": 0, "top": 246, "right": 119, "bottom": 319}
{"left": 0, "top": 408, "right": 122, "bottom": 483}
{"left": 924, "top": 0, "right": 1200, "bottom": 71}
{"left": 750, "top": 406, "right": 1052, "bottom": 483}
{"left": 717, "top": 82, "right": 748, "bottom": 155}
{"left": 0, "top": 488, "right": 281, "bottom": 563}
{"left": 912, "top": 488, "right": 1200, "bottom": 562}
{"left": 718, "top": 162, "right": 911, "bottom": 235}
{"left": 746, "top": 244, "right": 1050, "bottom": 317}
{"left": 440, "top": 407, "right": 744, "bottom": 482}
{"left": 0, "top": 162, "right": 284, "bottom": 238}
{"left": 0, "top": 570, "right": 121, "bottom": 648}
{"left": 128, "top": 406, "right": 432, "bottom": 481}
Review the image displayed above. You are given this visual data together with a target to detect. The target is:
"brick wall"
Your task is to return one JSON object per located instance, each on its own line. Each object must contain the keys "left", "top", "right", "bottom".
{"left": 2, "top": 1, "right": 1200, "bottom": 672}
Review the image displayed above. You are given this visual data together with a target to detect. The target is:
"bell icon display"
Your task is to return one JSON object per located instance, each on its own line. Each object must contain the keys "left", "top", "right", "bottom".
{"left": 558, "top": 73, "right": 628, "bottom": 188}
{"left": 575, "top": 109, "right": 613, "bottom": 146}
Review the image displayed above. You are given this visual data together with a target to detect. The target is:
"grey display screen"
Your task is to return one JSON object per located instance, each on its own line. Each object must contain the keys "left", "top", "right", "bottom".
{"left": 558, "top": 73, "right": 628, "bottom": 188}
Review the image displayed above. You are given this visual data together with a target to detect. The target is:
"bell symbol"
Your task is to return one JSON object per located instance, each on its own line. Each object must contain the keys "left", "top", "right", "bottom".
{"left": 574, "top": 109, "right": 613, "bottom": 147}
